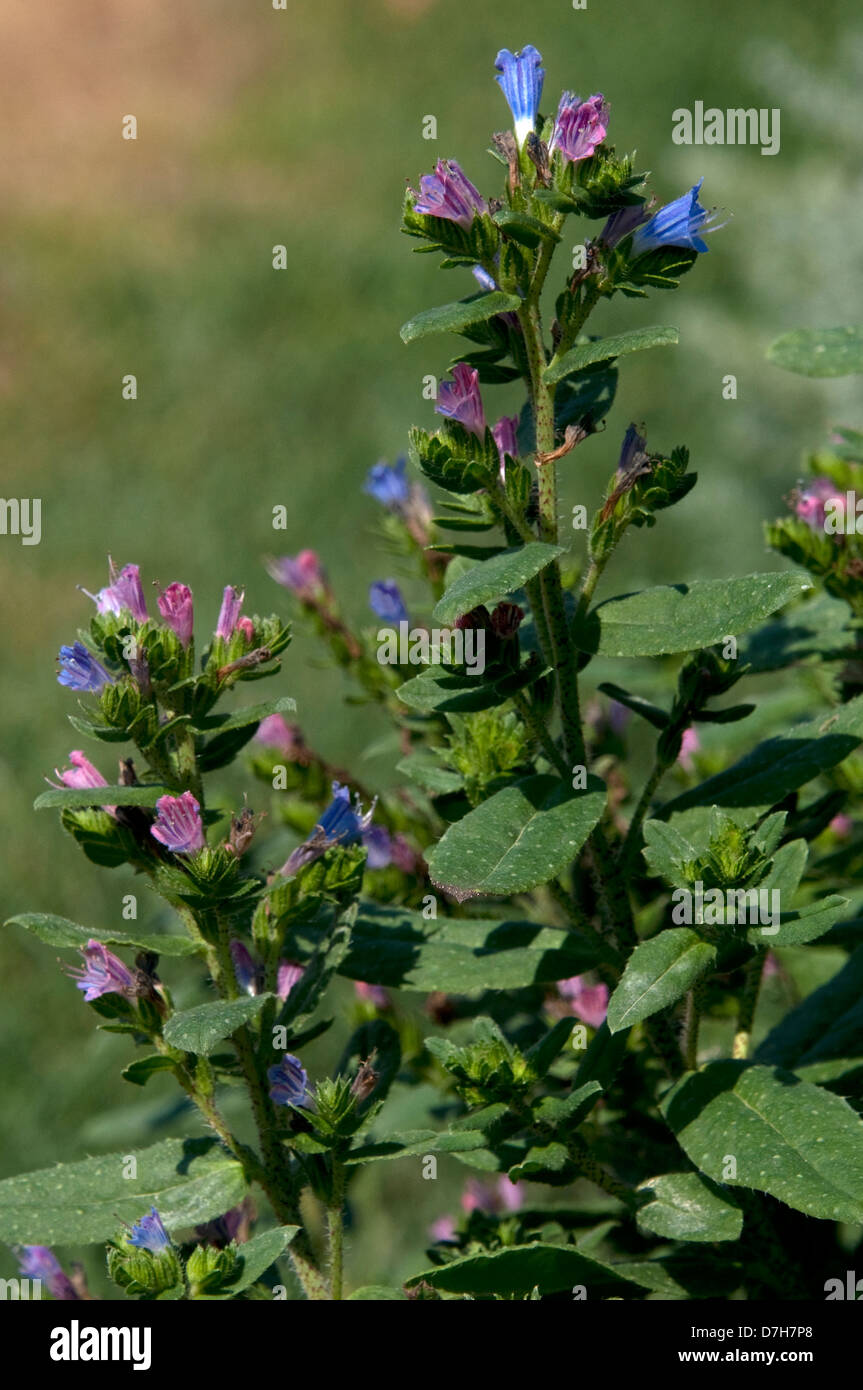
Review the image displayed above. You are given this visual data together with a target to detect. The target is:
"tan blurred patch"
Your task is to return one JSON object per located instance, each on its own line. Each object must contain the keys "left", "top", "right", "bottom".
{"left": 0, "top": 0, "right": 276, "bottom": 207}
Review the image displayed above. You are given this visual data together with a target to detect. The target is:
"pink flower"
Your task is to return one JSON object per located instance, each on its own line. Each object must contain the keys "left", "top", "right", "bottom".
{"left": 50, "top": 750, "right": 116, "bottom": 816}
{"left": 557, "top": 975, "right": 609, "bottom": 1029}
{"left": 492, "top": 414, "right": 520, "bottom": 481}
{"left": 254, "top": 713, "right": 307, "bottom": 761}
{"left": 277, "top": 960, "right": 305, "bottom": 1001}
{"left": 354, "top": 980, "right": 390, "bottom": 1010}
{"left": 151, "top": 791, "right": 205, "bottom": 854}
{"left": 435, "top": 364, "right": 486, "bottom": 439}
{"left": 461, "top": 1176, "right": 524, "bottom": 1215}
{"left": 550, "top": 93, "right": 609, "bottom": 164}
{"left": 237, "top": 616, "right": 255, "bottom": 643}
{"left": 87, "top": 559, "right": 148, "bottom": 622}
{"left": 677, "top": 726, "right": 700, "bottom": 771}
{"left": 794, "top": 477, "right": 846, "bottom": 532}
{"left": 266, "top": 550, "right": 328, "bottom": 603}
{"left": 216, "top": 585, "right": 245, "bottom": 640}
{"left": 428, "top": 1215, "right": 457, "bottom": 1243}
{"left": 829, "top": 813, "right": 854, "bottom": 840}
{"left": 157, "top": 582, "right": 194, "bottom": 648}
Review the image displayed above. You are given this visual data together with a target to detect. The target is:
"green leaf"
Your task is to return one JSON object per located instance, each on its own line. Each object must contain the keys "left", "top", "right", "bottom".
{"left": 34, "top": 783, "right": 168, "bottom": 811}
{"left": 191, "top": 695, "right": 296, "bottom": 735}
{"left": 344, "top": 1129, "right": 488, "bottom": 1165}
{"left": 641, "top": 821, "right": 698, "bottom": 885}
{"left": 755, "top": 947, "right": 863, "bottom": 1068}
{"left": 575, "top": 572, "right": 813, "bottom": 658}
{"left": 663, "top": 695, "right": 863, "bottom": 820}
{"left": 163, "top": 995, "right": 273, "bottom": 1055}
{"left": 122, "top": 1055, "right": 178, "bottom": 1087}
{"left": 607, "top": 929, "right": 716, "bottom": 1033}
{"left": 745, "top": 894, "right": 849, "bottom": 948}
{"left": 219, "top": 1226, "right": 298, "bottom": 1296}
{"left": 493, "top": 208, "right": 560, "bottom": 247}
{"left": 427, "top": 773, "right": 606, "bottom": 897}
{"left": 347, "top": 1286, "right": 408, "bottom": 1300}
{"left": 400, "top": 292, "right": 521, "bottom": 345}
{"left": 636, "top": 1172, "right": 742, "bottom": 1242}
{"left": 544, "top": 325, "right": 679, "bottom": 385}
{"left": 767, "top": 325, "right": 863, "bottom": 378}
{"left": 395, "top": 754, "right": 464, "bottom": 794}
{"left": 740, "top": 593, "right": 855, "bottom": 672}
{"left": 432, "top": 543, "right": 566, "bottom": 625}
{"left": 662, "top": 1061, "right": 863, "bottom": 1222}
{"left": 288, "top": 902, "right": 601, "bottom": 991}
{"left": 404, "top": 1243, "right": 642, "bottom": 1297}
{"left": 7, "top": 912, "right": 202, "bottom": 958}
{"left": 0, "top": 1137, "right": 247, "bottom": 1245}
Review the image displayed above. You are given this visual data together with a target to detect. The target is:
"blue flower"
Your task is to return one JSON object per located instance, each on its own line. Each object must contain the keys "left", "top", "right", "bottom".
{"left": 127, "top": 1207, "right": 172, "bottom": 1253}
{"left": 280, "top": 782, "right": 375, "bottom": 876}
{"left": 364, "top": 458, "right": 410, "bottom": 510}
{"left": 369, "top": 580, "right": 409, "bottom": 625}
{"left": 15, "top": 1246, "right": 79, "bottom": 1300}
{"left": 268, "top": 1053, "right": 310, "bottom": 1108}
{"left": 494, "top": 45, "right": 544, "bottom": 145}
{"left": 363, "top": 823, "right": 393, "bottom": 870}
{"left": 57, "top": 641, "right": 114, "bottom": 692}
{"left": 630, "top": 178, "right": 724, "bottom": 256}
{"left": 472, "top": 265, "right": 498, "bottom": 292}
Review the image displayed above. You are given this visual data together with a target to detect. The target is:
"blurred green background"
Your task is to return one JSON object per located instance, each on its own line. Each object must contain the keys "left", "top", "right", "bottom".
{"left": 0, "top": 0, "right": 860, "bottom": 1293}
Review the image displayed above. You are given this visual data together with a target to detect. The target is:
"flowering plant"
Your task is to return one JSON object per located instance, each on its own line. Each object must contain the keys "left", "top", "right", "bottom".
{"left": 3, "top": 44, "right": 863, "bottom": 1304}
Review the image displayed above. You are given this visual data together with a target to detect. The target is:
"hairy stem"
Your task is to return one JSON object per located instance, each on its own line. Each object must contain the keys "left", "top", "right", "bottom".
{"left": 733, "top": 955, "right": 765, "bottom": 1060}
{"left": 327, "top": 1159, "right": 347, "bottom": 1301}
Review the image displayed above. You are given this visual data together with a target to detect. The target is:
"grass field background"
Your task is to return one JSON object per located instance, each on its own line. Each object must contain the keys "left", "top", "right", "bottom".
{"left": 0, "top": 0, "right": 860, "bottom": 1291}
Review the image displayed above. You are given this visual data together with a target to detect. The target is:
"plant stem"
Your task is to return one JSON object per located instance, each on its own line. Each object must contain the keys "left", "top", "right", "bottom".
{"left": 327, "top": 1159, "right": 346, "bottom": 1301}
{"left": 733, "top": 955, "right": 765, "bottom": 1060}
{"left": 513, "top": 691, "right": 568, "bottom": 776}
{"left": 681, "top": 989, "right": 700, "bottom": 1071}
{"left": 618, "top": 757, "right": 669, "bottom": 876}
{"left": 567, "top": 1134, "right": 634, "bottom": 1208}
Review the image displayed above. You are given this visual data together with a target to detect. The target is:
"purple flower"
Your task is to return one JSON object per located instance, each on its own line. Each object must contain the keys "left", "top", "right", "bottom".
{"left": 280, "top": 781, "right": 374, "bottom": 877}
{"left": 231, "top": 940, "right": 260, "bottom": 996}
{"left": 57, "top": 641, "right": 114, "bottom": 692}
{"left": 364, "top": 458, "right": 410, "bottom": 510}
{"left": 490, "top": 602, "right": 524, "bottom": 639}
{"left": 557, "top": 975, "right": 609, "bottom": 1029}
{"left": 363, "top": 823, "right": 393, "bottom": 869}
{"left": 88, "top": 560, "right": 148, "bottom": 623}
{"left": 795, "top": 477, "right": 845, "bottom": 531}
{"left": 550, "top": 92, "right": 609, "bottom": 164}
{"left": 66, "top": 939, "right": 139, "bottom": 1003}
{"left": 631, "top": 178, "right": 725, "bottom": 257}
{"left": 412, "top": 159, "right": 487, "bottom": 229}
{"left": 494, "top": 45, "right": 544, "bottom": 146}
{"left": 277, "top": 960, "right": 305, "bottom": 1001}
{"left": 266, "top": 550, "right": 327, "bottom": 602}
{"left": 14, "top": 1246, "right": 79, "bottom": 1301}
{"left": 616, "top": 422, "right": 649, "bottom": 478}
{"left": 492, "top": 414, "right": 520, "bottom": 481}
{"left": 151, "top": 791, "right": 205, "bottom": 854}
{"left": 268, "top": 1053, "right": 310, "bottom": 1108}
{"left": 216, "top": 585, "right": 245, "bottom": 640}
{"left": 436, "top": 363, "right": 487, "bottom": 438}
{"left": 369, "top": 580, "right": 409, "bottom": 625}
{"left": 599, "top": 202, "right": 652, "bottom": 250}
{"left": 50, "top": 750, "right": 117, "bottom": 816}
{"left": 127, "top": 1207, "right": 172, "bottom": 1253}
{"left": 157, "top": 582, "right": 194, "bottom": 648}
